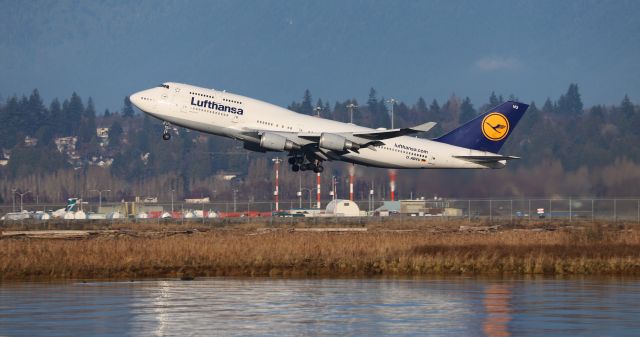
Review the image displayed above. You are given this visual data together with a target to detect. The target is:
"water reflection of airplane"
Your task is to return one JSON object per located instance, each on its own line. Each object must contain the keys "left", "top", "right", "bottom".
{"left": 483, "top": 284, "right": 512, "bottom": 337}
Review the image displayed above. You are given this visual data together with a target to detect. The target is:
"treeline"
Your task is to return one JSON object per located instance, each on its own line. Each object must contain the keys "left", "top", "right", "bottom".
{"left": 0, "top": 84, "right": 639, "bottom": 204}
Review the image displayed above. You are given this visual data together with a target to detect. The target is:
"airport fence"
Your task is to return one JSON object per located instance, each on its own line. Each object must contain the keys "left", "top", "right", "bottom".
{"left": 2, "top": 198, "right": 640, "bottom": 227}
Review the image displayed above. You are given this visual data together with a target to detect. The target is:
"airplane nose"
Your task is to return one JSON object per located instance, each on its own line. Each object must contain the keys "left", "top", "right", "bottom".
{"left": 129, "top": 91, "right": 142, "bottom": 108}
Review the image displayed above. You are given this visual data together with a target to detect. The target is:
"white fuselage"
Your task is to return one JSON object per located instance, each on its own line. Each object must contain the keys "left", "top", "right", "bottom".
{"left": 130, "top": 82, "right": 504, "bottom": 169}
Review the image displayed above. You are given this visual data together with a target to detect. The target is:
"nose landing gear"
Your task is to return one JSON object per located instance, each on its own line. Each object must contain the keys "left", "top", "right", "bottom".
{"left": 162, "top": 121, "right": 171, "bottom": 140}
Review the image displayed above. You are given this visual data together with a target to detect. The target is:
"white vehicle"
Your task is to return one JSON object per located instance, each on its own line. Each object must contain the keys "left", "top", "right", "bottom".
{"left": 130, "top": 83, "right": 528, "bottom": 172}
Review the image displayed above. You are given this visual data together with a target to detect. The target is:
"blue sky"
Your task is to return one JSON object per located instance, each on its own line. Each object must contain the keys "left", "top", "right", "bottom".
{"left": 1, "top": 0, "right": 639, "bottom": 113}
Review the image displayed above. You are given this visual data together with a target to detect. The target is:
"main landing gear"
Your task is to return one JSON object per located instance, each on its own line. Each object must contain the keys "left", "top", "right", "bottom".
{"left": 162, "top": 121, "right": 171, "bottom": 140}
{"left": 289, "top": 155, "right": 323, "bottom": 173}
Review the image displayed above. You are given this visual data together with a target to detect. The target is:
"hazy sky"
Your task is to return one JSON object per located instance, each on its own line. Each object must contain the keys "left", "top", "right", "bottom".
{"left": 1, "top": 0, "right": 639, "bottom": 113}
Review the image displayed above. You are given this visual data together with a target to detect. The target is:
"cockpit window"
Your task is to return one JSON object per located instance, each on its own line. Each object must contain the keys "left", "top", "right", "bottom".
{"left": 158, "top": 84, "right": 170, "bottom": 89}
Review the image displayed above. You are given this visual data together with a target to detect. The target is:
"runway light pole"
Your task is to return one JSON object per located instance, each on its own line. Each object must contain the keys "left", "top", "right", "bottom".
{"left": 346, "top": 103, "right": 358, "bottom": 124}
{"left": 90, "top": 189, "right": 111, "bottom": 211}
{"left": 386, "top": 98, "right": 397, "bottom": 129}
{"left": 15, "top": 190, "right": 30, "bottom": 212}
{"left": 301, "top": 188, "right": 317, "bottom": 209}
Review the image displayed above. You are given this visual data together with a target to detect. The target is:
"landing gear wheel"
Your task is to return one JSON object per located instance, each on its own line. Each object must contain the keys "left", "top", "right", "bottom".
{"left": 292, "top": 164, "right": 300, "bottom": 172}
{"left": 162, "top": 121, "right": 172, "bottom": 141}
{"left": 295, "top": 157, "right": 304, "bottom": 164}
{"left": 288, "top": 157, "right": 296, "bottom": 165}
{"left": 313, "top": 165, "right": 324, "bottom": 173}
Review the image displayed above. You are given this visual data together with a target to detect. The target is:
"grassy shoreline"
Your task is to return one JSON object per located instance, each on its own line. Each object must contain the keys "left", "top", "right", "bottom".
{"left": 2, "top": 222, "right": 640, "bottom": 280}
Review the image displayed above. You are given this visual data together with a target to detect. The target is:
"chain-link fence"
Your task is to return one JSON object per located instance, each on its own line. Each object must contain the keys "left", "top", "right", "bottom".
{"left": 2, "top": 198, "right": 640, "bottom": 226}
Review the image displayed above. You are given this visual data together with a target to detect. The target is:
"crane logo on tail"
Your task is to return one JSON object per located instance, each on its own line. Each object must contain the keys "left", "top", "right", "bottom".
{"left": 481, "top": 112, "right": 510, "bottom": 141}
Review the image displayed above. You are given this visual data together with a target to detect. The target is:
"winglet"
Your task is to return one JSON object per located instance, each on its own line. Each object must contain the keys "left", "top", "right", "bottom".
{"left": 409, "top": 122, "right": 436, "bottom": 133}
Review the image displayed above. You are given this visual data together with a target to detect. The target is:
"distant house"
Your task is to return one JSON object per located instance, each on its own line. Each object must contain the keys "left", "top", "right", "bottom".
{"left": 97, "top": 158, "right": 114, "bottom": 167}
{"left": 96, "top": 127, "right": 110, "bottom": 138}
{"left": 54, "top": 136, "right": 77, "bottom": 153}
{"left": 0, "top": 149, "right": 10, "bottom": 166}
{"left": 24, "top": 136, "right": 38, "bottom": 147}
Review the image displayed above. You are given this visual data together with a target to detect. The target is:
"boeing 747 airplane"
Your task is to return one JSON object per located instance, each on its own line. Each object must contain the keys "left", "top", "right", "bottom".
{"left": 130, "top": 83, "right": 528, "bottom": 173}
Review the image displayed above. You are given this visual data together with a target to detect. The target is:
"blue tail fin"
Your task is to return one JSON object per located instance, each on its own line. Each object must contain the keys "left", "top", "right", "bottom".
{"left": 434, "top": 101, "right": 528, "bottom": 153}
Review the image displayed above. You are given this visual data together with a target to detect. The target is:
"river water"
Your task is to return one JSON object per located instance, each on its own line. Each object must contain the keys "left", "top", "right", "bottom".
{"left": 1, "top": 277, "right": 639, "bottom": 336}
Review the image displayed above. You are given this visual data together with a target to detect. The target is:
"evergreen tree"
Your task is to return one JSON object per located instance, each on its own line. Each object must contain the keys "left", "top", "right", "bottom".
{"left": 618, "top": 95, "right": 638, "bottom": 133}
{"left": 65, "top": 93, "right": 84, "bottom": 135}
{"left": 0, "top": 96, "right": 22, "bottom": 148}
{"left": 429, "top": 99, "right": 440, "bottom": 119}
{"left": 300, "top": 89, "right": 313, "bottom": 115}
{"left": 79, "top": 97, "right": 97, "bottom": 142}
{"left": 557, "top": 83, "right": 583, "bottom": 115}
{"left": 416, "top": 97, "right": 427, "bottom": 113}
{"left": 459, "top": 97, "right": 476, "bottom": 123}
{"left": 109, "top": 121, "right": 123, "bottom": 149}
{"left": 104, "top": 109, "right": 111, "bottom": 117}
{"left": 489, "top": 91, "right": 501, "bottom": 107}
{"left": 122, "top": 96, "right": 135, "bottom": 118}
{"left": 26, "top": 89, "right": 45, "bottom": 134}
{"left": 376, "top": 97, "right": 391, "bottom": 128}
{"left": 48, "top": 99, "right": 63, "bottom": 137}
{"left": 541, "top": 98, "right": 555, "bottom": 114}
{"left": 367, "top": 88, "right": 378, "bottom": 113}
{"left": 619, "top": 94, "right": 634, "bottom": 118}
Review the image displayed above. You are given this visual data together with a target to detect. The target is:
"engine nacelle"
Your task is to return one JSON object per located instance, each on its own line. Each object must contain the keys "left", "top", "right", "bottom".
{"left": 259, "top": 132, "right": 300, "bottom": 151}
{"left": 319, "top": 133, "right": 359, "bottom": 152}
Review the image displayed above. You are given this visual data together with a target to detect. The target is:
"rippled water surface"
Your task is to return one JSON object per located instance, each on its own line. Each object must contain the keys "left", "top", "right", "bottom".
{"left": 1, "top": 277, "right": 639, "bottom": 336}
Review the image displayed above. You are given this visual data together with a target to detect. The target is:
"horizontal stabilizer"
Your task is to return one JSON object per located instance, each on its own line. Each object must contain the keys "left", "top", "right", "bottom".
{"left": 453, "top": 155, "right": 520, "bottom": 163}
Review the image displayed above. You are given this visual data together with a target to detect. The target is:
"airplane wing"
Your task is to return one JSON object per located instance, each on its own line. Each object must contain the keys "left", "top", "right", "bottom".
{"left": 453, "top": 155, "right": 520, "bottom": 163}
{"left": 297, "top": 122, "right": 437, "bottom": 142}
{"left": 240, "top": 121, "right": 436, "bottom": 156}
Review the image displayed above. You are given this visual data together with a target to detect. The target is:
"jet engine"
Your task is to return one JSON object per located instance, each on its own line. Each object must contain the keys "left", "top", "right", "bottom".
{"left": 319, "top": 133, "right": 359, "bottom": 152}
{"left": 259, "top": 132, "right": 300, "bottom": 151}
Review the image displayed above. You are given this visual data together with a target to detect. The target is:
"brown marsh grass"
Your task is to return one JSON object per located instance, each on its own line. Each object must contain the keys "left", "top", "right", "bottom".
{"left": 1, "top": 225, "right": 640, "bottom": 280}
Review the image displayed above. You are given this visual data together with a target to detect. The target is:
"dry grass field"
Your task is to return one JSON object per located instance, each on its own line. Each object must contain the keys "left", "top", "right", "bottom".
{"left": 1, "top": 221, "right": 639, "bottom": 280}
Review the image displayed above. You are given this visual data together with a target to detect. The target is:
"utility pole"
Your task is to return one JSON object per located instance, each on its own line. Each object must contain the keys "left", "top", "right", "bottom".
{"left": 346, "top": 103, "right": 358, "bottom": 124}
{"left": 233, "top": 189, "right": 238, "bottom": 212}
{"left": 331, "top": 176, "right": 337, "bottom": 201}
{"left": 90, "top": 189, "right": 111, "bottom": 212}
{"left": 272, "top": 158, "right": 282, "bottom": 211}
{"left": 386, "top": 98, "right": 397, "bottom": 129}
{"left": 11, "top": 188, "right": 16, "bottom": 212}
{"left": 170, "top": 189, "right": 175, "bottom": 213}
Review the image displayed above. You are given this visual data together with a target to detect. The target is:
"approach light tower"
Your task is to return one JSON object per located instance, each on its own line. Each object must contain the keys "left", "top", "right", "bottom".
{"left": 386, "top": 98, "right": 397, "bottom": 129}
{"left": 346, "top": 103, "right": 358, "bottom": 124}
{"left": 272, "top": 158, "right": 282, "bottom": 211}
